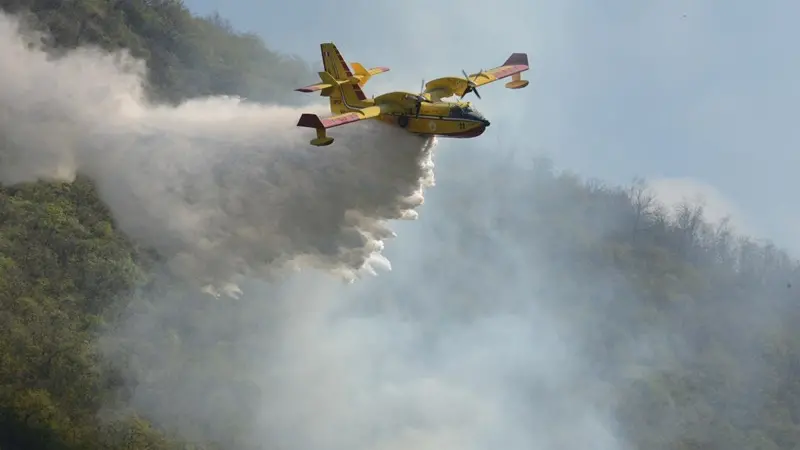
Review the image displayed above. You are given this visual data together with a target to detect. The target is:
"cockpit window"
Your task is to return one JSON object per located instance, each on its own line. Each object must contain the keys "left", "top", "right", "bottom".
{"left": 448, "top": 103, "right": 484, "bottom": 119}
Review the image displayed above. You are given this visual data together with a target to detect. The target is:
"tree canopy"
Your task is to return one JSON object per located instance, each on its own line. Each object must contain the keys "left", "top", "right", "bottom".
{"left": 0, "top": 0, "right": 311, "bottom": 448}
{"left": 0, "top": 0, "right": 312, "bottom": 105}
{"left": 1, "top": 1, "right": 799, "bottom": 449}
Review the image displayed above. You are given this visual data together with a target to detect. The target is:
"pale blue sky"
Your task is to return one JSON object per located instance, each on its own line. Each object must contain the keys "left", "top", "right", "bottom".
{"left": 186, "top": 0, "right": 800, "bottom": 253}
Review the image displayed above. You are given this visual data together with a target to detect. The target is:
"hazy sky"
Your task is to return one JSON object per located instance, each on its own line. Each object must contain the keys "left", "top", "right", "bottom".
{"left": 185, "top": 0, "right": 800, "bottom": 254}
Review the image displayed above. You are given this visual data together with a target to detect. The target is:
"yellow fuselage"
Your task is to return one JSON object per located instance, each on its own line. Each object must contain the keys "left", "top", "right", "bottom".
{"left": 332, "top": 91, "right": 490, "bottom": 139}
{"left": 377, "top": 106, "right": 489, "bottom": 139}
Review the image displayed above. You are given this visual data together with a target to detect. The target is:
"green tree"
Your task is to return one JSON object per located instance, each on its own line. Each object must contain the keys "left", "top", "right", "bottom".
{"left": 0, "top": 0, "right": 313, "bottom": 448}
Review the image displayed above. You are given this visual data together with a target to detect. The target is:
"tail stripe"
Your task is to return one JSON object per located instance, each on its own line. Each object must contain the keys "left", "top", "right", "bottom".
{"left": 352, "top": 84, "right": 367, "bottom": 100}
{"left": 322, "top": 44, "right": 368, "bottom": 101}
{"left": 335, "top": 51, "right": 353, "bottom": 77}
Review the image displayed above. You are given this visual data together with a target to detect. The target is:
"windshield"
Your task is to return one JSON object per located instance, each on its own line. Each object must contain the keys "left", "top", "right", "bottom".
{"left": 449, "top": 103, "right": 485, "bottom": 120}
{"left": 462, "top": 104, "right": 484, "bottom": 120}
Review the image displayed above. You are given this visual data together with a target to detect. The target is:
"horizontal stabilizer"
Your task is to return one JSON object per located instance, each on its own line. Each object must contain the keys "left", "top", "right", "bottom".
{"left": 350, "top": 63, "right": 389, "bottom": 87}
{"left": 295, "top": 82, "right": 332, "bottom": 93}
{"left": 351, "top": 63, "right": 390, "bottom": 76}
{"left": 366, "top": 66, "right": 390, "bottom": 75}
{"left": 295, "top": 71, "right": 349, "bottom": 93}
{"left": 318, "top": 71, "right": 345, "bottom": 86}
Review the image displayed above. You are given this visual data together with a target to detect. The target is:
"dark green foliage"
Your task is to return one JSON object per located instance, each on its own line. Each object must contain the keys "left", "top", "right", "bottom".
{"left": 0, "top": 0, "right": 312, "bottom": 448}
{"left": 0, "top": 179, "right": 183, "bottom": 449}
{"left": 0, "top": 0, "right": 313, "bottom": 104}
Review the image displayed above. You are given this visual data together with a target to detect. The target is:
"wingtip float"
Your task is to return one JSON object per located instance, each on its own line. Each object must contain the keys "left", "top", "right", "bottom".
{"left": 295, "top": 42, "right": 530, "bottom": 147}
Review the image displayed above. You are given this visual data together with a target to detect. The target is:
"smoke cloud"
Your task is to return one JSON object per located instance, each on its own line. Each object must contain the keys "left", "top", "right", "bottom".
{"left": 0, "top": 13, "right": 435, "bottom": 296}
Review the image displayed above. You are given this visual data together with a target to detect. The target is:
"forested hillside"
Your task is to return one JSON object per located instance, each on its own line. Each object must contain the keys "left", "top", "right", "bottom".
{"left": 0, "top": 1, "right": 313, "bottom": 449}
{"left": 0, "top": 0, "right": 312, "bottom": 104}
{"left": 1, "top": 1, "right": 800, "bottom": 450}
{"left": 425, "top": 157, "right": 800, "bottom": 449}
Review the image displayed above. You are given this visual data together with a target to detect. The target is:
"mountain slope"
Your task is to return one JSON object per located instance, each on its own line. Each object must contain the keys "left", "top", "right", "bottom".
{"left": 0, "top": 1, "right": 313, "bottom": 449}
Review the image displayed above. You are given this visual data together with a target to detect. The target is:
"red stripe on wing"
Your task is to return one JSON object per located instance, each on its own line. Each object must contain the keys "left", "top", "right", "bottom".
{"left": 485, "top": 64, "right": 529, "bottom": 79}
{"left": 320, "top": 113, "right": 361, "bottom": 128}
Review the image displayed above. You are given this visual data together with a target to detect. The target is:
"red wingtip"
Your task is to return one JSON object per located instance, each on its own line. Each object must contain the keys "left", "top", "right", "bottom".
{"left": 502, "top": 53, "right": 528, "bottom": 67}
{"left": 297, "top": 113, "right": 324, "bottom": 128}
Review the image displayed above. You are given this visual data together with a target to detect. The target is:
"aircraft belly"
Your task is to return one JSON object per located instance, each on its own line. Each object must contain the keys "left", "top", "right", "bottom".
{"left": 407, "top": 118, "right": 433, "bottom": 134}
{"left": 382, "top": 113, "right": 484, "bottom": 139}
{"left": 407, "top": 117, "right": 463, "bottom": 135}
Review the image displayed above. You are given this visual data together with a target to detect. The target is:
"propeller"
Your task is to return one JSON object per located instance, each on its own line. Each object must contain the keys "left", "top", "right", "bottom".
{"left": 460, "top": 69, "right": 482, "bottom": 99}
{"left": 414, "top": 78, "right": 426, "bottom": 117}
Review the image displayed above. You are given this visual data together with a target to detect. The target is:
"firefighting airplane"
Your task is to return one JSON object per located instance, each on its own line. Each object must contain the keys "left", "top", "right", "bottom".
{"left": 294, "top": 42, "right": 529, "bottom": 146}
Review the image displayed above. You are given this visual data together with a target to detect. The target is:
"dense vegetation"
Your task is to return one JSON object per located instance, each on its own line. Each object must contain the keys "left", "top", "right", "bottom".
{"left": 0, "top": 0, "right": 311, "bottom": 105}
{"left": 0, "top": 1, "right": 312, "bottom": 449}
{"left": 1, "top": 1, "right": 799, "bottom": 449}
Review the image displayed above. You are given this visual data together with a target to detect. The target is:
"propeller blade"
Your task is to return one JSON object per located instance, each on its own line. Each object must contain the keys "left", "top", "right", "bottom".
{"left": 415, "top": 78, "right": 425, "bottom": 118}
{"left": 461, "top": 69, "right": 481, "bottom": 99}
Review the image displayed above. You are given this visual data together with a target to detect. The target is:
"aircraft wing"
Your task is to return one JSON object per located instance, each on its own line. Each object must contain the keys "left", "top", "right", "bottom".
{"left": 297, "top": 105, "right": 383, "bottom": 130}
{"left": 297, "top": 105, "right": 394, "bottom": 146}
{"left": 467, "top": 53, "right": 529, "bottom": 88}
{"left": 424, "top": 53, "right": 530, "bottom": 100}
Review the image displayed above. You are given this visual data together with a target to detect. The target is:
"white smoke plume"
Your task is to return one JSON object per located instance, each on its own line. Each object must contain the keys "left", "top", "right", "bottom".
{"left": 0, "top": 13, "right": 435, "bottom": 296}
